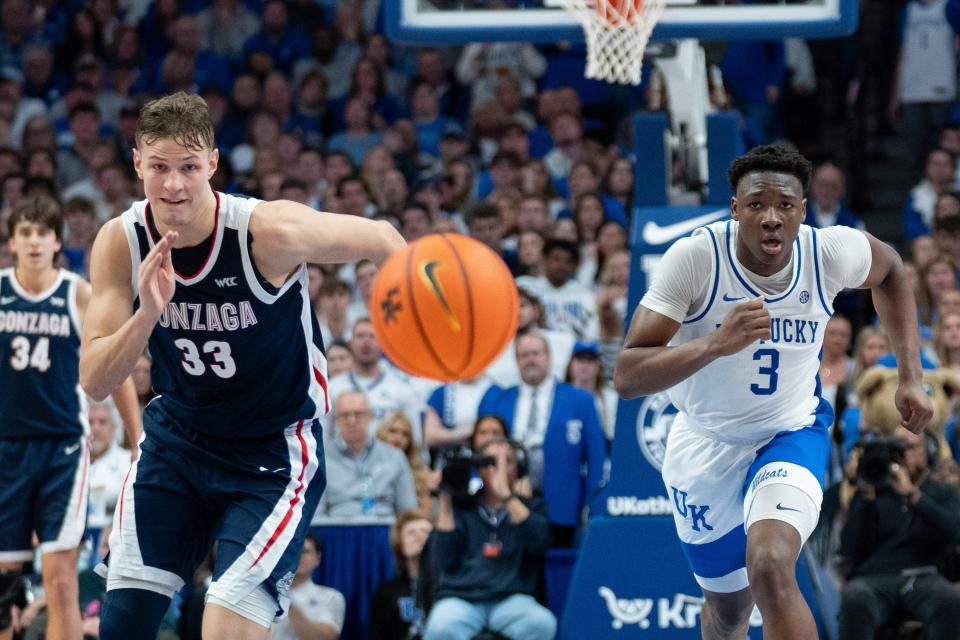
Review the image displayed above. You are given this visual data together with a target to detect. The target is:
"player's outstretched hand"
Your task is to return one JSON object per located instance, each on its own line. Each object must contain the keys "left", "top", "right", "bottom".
{"left": 895, "top": 381, "right": 933, "bottom": 434}
{"left": 709, "top": 297, "right": 770, "bottom": 357}
{"left": 137, "top": 230, "right": 178, "bottom": 320}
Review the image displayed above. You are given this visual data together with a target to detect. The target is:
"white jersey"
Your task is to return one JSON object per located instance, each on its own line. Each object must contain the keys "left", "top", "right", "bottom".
{"left": 327, "top": 367, "right": 425, "bottom": 443}
{"left": 641, "top": 221, "right": 871, "bottom": 442}
{"left": 900, "top": 0, "right": 957, "bottom": 103}
{"left": 515, "top": 275, "right": 599, "bottom": 341}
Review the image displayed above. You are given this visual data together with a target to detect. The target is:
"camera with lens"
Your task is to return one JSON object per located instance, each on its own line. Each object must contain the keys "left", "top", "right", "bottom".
{"left": 438, "top": 450, "right": 495, "bottom": 503}
{"left": 856, "top": 436, "right": 907, "bottom": 486}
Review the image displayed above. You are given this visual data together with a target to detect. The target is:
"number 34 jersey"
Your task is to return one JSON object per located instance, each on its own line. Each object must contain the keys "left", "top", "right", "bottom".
{"left": 121, "top": 193, "right": 330, "bottom": 439}
{"left": 647, "top": 220, "right": 869, "bottom": 442}
{"left": 0, "top": 268, "right": 87, "bottom": 438}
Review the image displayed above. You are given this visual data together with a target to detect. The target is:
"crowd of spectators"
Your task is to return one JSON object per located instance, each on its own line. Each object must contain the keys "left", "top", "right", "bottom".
{"left": 5, "top": 0, "right": 960, "bottom": 639}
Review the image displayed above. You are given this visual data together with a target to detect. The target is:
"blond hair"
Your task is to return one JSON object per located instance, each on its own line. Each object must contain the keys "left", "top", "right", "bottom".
{"left": 136, "top": 92, "right": 215, "bottom": 151}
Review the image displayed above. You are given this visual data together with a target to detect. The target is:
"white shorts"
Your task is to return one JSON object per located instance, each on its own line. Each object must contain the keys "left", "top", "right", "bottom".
{"left": 661, "top": 405, "right": 831, "bottom": 592}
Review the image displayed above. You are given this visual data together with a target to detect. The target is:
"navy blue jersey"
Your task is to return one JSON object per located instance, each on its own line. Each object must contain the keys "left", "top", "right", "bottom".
{"left": 0, "top": 268, "right": 87, "bottom": 439}
{"left": 120, "top": 193, "right": 330, "bottom": 439}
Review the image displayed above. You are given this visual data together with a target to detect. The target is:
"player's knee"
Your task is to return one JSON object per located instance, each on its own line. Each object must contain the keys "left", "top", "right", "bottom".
{"left": 703, "top": 591, "right": 752, "bottom": 633}
{"left": 746, "top": 543, "right": 796, "bottom": 603}
{"left": 41, "top": 571, "right": 77, "bottom": 605}
{"left": 0, "top": 568, "right": 23, "bottom": 631}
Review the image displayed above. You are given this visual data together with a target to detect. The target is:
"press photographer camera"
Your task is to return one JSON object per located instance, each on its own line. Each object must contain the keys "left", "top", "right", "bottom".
{"left": 855, "top": 435, "right": 907, "bottom": 486}
{"left": 437, "top": 450, "right": 496, "bottom": 505}
{"left": 838, "top": 428, "right": 960, "bottom": 640}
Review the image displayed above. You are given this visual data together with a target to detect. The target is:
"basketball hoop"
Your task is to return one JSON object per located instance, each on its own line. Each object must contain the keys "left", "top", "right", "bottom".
{"left": 546, "top": 0, "right": 666, "bottom": 86}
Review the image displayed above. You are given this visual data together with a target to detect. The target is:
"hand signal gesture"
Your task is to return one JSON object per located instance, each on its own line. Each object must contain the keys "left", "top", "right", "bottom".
{"left": 137, "top": 230, "right": 178, "bottom": 320}
{"left": 709, "top": 297, "right": 771, "bottom": 357}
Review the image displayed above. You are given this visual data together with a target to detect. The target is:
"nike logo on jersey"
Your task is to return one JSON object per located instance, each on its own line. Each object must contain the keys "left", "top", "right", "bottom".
{"left": 722, "top": 294, "right": 745, "bottom": 302}
{"left": 215, "top": 277, "right": 238, "bottom": 287}
{"left": 64, "top": 442, "right": 81, "bottom": 455}
{"left": 418, "top": 260, "right": 461, "bottom": 332}
{"left": 776, "top": 503, "right": 801, "bottom": 512}
{"left": 0, "top": 296, "right": 16, "bottom": 305}
{"left": 258, "top": 466, "right": 285, "bottom": 473}
{"left": 640, "top": 209, "right": 728, "bottom": 245}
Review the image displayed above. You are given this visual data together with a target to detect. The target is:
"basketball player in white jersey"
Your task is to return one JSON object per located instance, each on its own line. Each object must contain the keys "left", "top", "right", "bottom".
{"left": 615, "top": 145, "right": 931, "bottom": 640}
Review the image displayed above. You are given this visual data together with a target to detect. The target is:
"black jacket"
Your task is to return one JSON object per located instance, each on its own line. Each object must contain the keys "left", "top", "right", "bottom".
{"left": 840, "top": 479, "right": 960, "bottom": 578}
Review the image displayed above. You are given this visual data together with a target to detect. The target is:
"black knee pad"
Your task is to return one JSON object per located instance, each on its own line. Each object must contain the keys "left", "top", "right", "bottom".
{"left": 0, "top": 567, "right": 24, "bottom": 631}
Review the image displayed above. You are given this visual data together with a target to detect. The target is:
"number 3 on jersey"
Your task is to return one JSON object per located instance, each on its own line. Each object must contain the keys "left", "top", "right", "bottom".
{"left": 175, "top": 338, "right": 237, "bottom": 378}
{"left": 751, "top": 348, "right": 779, "bottom": 395}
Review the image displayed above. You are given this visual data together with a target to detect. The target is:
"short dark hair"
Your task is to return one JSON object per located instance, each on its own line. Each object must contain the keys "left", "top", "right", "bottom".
{"left": 543, "top": 238, "right": 580, "bottom": 264}
{"left": 280, "top": 177, "right": 307, "bottom": 193}
{"left": 726, "top": 145, "right": 813, "bottom": 193}
{"left": 68, "top": 101, "right": 100, "bottom": 121}
{"left": 7, "top": 195, "right": 64, "bottom": 262}
{"left": 336, "top": 173, "right": 367, "bottom": 198}
{"left": 303, "top": 532, "right": 322, "bottom": 555}
{"left": 468, "top": 202, "right": 499, "bottom": 225}
{"left": 319, "top": 279, "right": 352, "bottom": 297}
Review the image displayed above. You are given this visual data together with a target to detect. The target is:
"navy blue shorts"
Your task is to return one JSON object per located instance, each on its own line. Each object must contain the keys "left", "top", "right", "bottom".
{"left": 105, "top": 403, "right": 325, "bottom": 619}
{"left": 0, "top": 435, "right": 89, "bottom": 561}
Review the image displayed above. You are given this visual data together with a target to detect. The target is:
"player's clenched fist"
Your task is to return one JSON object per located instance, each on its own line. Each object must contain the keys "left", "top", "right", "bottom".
{"left": 709, "top": 297, "right": 771, "bottom": 356}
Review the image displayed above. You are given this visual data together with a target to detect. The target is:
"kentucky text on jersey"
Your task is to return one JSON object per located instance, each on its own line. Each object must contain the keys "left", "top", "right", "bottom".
{"left": 157, "top": 301, "right": 258, "bottom": 332}
{"left": 715, "top": 318, "right": 820, "bottom": 345}
{"left": 0, "top": 310, "right": 72, "bottom": 336}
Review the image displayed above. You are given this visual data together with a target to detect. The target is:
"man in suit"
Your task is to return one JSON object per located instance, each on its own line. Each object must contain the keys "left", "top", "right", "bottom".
{"left": 478, "top": 332, "right": 606, "bottom": 546}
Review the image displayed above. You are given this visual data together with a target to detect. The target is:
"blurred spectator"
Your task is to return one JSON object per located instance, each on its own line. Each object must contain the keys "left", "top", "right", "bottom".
{"left": 375, "top": 169, "right": 408, "bottom": 220}
{"left": 543, "top": 112, "right": 583, "bottom": 180}
{"left": 241, "top": 0, "right": 310, "bottom": 75}
{"left": 376, "top": 412, "right": 439, "bottom": 513}
{"left": 804, "top": 162, "right": 864, "bottom": 229}
{"left": 933, "top": 311, "right": 960, "bottom": 372}
{"left": 294, "top": 24, "right": 362, "bottom": 102}
{"left": 1, "top": 67, "right": 47, "bottom": 153}
{"left": 596, "top": 248, "right": 629, "bottom": 356}
{"left": 423, "top": 375, "right": 495, "bottom": 451}
{"left": 61, "top": 196, "right": 99, "bottom": 273}
{"left": 336, "top": 174, "right": 376, "bottom": 219}
{"left": 517, "top": 229, "right": 546, "bottom": 277}
{"left": 271, "top": 533, "right": 346, "bottom": 640}
{"left": 455, "top": 43, "right": 545, "bottom": 109}
{"left": 56, "top": 102, "right": 101, "bottom": 187}
{"left": 838, "top": 428, "right": 960, "bottom": 639}
{"left": 931, "top": 192, "right": 960, "bottom": 263}
{"left": 467, "top": 202, "right": 516, "bottom": 272}
{"left": 328, "top": 318, "right": 425, "bottom": 442}
{"left": 328, "top": 97, "right": 385, "bottom": 167}
{"left": 904, "top": 148, "right": 956, "bottom": 240}
{"left": 326, "top": 340, "right": 355, "bottom": 380}
{"left": 87, "top": 400, "right": 130, "bottom": 530}
{"left": 364, "top": 34, "right": 408, "bottom": 105}
{"left": 196, "top": 0, "right": 260, "bottom": 61}
{"left": 425, "top": 438, "right": 555, "bottom": 640}
{"left": 399, "top": 203, "right": 432, "bottom": 243}
{"left": 918, "top": 254, "right": 957, "bottom": 331}
{"left": 346, "top": 258, "right": 377, "bottom": 322}
{"left": 890, "top": 0, "right": 960, "bottom": 173}
{"left": 412, "top": 80, "right": 457, "bottom": 159}
{"left": 819, "top": 314, "right": 854, "bottom": 409}
{"left": 131, "top": 352, "right": 153, "bottom": 410}
{"left": 316, "top": 279, "right": 353, "bottom": 346}
{"left": 721, "top": 40, "right": 785, "bottom": 145}
{"left": 517, "top": 239, "right": 599, "bottom": 340}
{"left": 479, "top": 332, "right": 606, "bottom": 545}
{"left": 315, "top": 390, "right": 418, "bottom": 522}
{"left": 370, "top": 511, "right": 433, "bottom": 640}
{"left": 565, "top": 341, "right": 618, "bottom": 441}
{"left": 20, "top": 42, "right": 58, "bottom": 106}
{"left": 602, "top": 157, "right": 634, "bottom": 213}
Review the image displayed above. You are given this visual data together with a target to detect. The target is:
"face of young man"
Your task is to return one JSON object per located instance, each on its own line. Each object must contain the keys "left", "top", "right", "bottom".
{"left": 133, "top": 138, "right": 219, "bottom": 231}
{"left": 9, "top": 220, "right": 60, "bottom": 271}
{"left": 731, "top": 171, "right": 806, "bottom": 277}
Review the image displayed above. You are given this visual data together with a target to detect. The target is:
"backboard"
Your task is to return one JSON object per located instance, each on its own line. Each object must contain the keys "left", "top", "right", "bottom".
{"left": 385, "top": 0, "right": 858, "bottom": 45}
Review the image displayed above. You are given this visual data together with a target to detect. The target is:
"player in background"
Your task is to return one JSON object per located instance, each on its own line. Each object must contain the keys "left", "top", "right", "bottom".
{"left": 0, "top": 195, "right": 141, "bottom": 640}
{"left": 615, "top": 145, "right": 931, "bottom": 640}
{"left": 79, "top": 93, "right": 405, "bottom": 640}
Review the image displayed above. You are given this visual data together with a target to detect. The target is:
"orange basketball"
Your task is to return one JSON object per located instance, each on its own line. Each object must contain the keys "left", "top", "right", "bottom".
{"left": 370, "top": 233, "right": 519, "bottom": 382}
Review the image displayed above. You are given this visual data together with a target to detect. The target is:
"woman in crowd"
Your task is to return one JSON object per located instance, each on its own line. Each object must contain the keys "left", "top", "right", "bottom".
{"left": 377, "top": 412, "right": 439, "bottom": 512}
{"left": 369, "top": 510, "right": 434, "bottom": 640}
{"left": 565, "top": 342, "right": 618, "bottom": 441}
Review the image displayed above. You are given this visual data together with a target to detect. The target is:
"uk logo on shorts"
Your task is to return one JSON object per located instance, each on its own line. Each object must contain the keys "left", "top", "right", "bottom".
{"left": 636, "top": 392, "right": 678, "bottom": 471}
{"left": 671, "top": 486, "right": 713, "bottom": 532}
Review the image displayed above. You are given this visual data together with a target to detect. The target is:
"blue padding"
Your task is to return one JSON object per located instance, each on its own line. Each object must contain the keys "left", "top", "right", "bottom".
{"left": 680, "top": 524, "right": 747, "bottom": 579}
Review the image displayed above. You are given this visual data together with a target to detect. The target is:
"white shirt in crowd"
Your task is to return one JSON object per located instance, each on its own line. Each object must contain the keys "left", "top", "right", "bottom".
{"left": 516, "top": 275, "right": 600, "bottom": 341}
{"left": 271, "top": 582, "right": 346, "bottom": 640}
{"left": 88, "top": 444, "right": 131, "bottom": 529}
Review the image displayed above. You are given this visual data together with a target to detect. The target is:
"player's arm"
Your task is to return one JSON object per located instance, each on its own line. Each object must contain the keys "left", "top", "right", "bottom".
{"left": 613, "top": 299, "right": 769, "bottom": 398}
{"left": 859, "top": 233, "right": 932, "bottom": 433}
{"left": 249, "top": 201, "right": 406, "bottom": 280}
{"left": 79, "top": 219, "right": 178, "bottom": 401}
{"left": 76, "top": 278, "right": 143, "bottom": 454}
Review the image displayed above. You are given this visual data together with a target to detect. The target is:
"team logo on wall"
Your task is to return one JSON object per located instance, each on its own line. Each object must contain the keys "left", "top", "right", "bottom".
{"left": 635, "top": 392, "right": 678, "bottom": 471}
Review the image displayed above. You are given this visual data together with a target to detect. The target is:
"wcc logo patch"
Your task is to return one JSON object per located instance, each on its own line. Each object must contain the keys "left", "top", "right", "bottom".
{"left": 635, "top": 392, "right": 678, "bottom": 471}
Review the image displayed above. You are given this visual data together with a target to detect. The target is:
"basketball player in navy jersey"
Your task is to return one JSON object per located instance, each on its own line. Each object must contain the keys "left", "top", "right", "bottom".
{"left": 0, "top": 196, "right": 141, "bottom": 640}
{"left": 615, "top": 146, "right": 931, "bottom": 640}
{"left": 79, "top": 93, "right": 405, "bottom": 640}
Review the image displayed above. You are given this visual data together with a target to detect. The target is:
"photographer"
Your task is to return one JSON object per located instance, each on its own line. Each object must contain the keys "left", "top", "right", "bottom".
{"left": 423, "top": 439, "right": 556, "bottom": 640}
{"left": 838, "top": 427, "right": 960, "bottom": 639}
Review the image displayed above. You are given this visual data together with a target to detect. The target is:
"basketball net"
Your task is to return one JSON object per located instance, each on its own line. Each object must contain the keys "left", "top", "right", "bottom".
{"left": 547, "top": 0, "right": 666, "bottom": 86}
